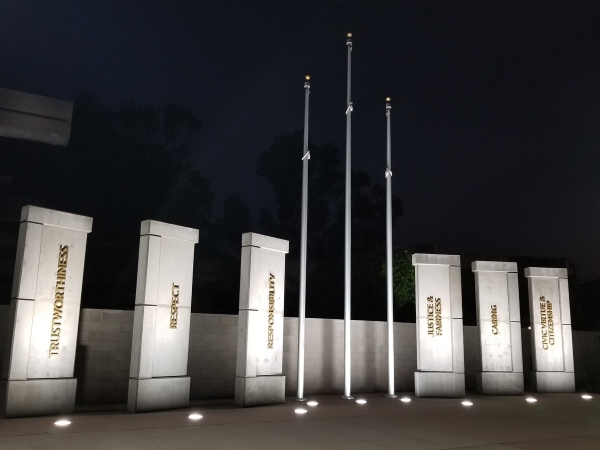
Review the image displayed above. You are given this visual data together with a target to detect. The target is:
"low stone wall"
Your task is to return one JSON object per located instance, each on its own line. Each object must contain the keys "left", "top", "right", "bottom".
{"left": 1, "top": 306, "right": 599, "bottom": 404}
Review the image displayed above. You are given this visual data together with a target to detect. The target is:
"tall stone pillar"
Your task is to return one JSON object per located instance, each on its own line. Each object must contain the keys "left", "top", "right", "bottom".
{"left": 235, "top": 233, "right": 288, "bottom": 407}
{"left": 412, "top": 254, "right": 465, "bottom": 397}
{"left": 1, "top": 206, "right": 92, "bottom": 417}
{"left": 472, "top": 261, "right": 524, "bottom": 395}
{"left": 128, "top": 220, "right": 198, "bottom": 412}
{"left": 525, "top": 267, "right": 575, "bottom": 392}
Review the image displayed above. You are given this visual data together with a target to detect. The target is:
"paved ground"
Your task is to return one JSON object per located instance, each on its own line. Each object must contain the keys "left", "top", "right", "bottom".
{"left": 0, "top": 392, "right": 599, "bottom": 449}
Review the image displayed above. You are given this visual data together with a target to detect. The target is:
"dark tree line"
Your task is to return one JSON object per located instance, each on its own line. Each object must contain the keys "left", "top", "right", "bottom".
{"left": 252, "top": 131, "right": 406, "bottom": 320}
{"left": 0, "top": 94, "right": 219, "bottom": 311}
{"left": 6, "top": 96, "right": 589, "bottom": 329}
{"left": 1, "top": 103, "right": 407, "bottom": 321}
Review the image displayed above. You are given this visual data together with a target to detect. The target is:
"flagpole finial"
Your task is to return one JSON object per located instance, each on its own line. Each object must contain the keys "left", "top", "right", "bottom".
{"left": 346, "top": 32, "right": 352, "bottom": 45}
{"left": 386, "top": 97, "right": 391, "bottom": 109}
{"left": 304, "top": 75, "right": 310, "bottom": 89}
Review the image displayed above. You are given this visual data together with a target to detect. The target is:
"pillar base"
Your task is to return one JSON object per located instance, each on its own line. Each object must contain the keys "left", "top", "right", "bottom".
{"left": 1, "top": 378, "right": 76, "bottom": 418}
{"left": 531, "top": 372, "right": 575, "bottom": 393}
{"left": 415, "top": 372, "right": 465, "bottom": 398}
{"left": 127, "top": 377, "right": 190, "bottom": 412}
{"left": 235, "top": 375, "right": 285, "bottom": 407}
{"left": 476, "top": 372, "right": 524, "bottom": 395}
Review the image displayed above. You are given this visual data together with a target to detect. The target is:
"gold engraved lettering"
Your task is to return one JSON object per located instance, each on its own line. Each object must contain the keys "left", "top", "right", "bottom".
{"left": 170, "top": 283, "right": 180, "bottom": 329}
{"left": 427, "top": 296, "right": 434, "bottom": 335}
{"left": 545, "top": 298, "right": 555, "bottom": 346}
{"left": 540, "top": 296, "right": 549, "bottom": 350}
{"left": 491, "top": 305, "right": 499, "bottom": 335}
{"left": 427, "top": 297, "right": 434, "bottom": 336}
{"left": 267, "top": 273, "right": 275, "bottom": 349}
{"left": 49, "top": 245, "right": 68, "bottom": 357}
{"left": 427, "top": 296, "right": 442, "bottom": 336}
{"left": 435, "top": 298, "right": 442, "bottom": 336}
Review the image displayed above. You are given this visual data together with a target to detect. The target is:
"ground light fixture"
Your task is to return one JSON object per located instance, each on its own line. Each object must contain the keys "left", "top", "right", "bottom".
{"left": 582, "top": 395, "right": 593, "bottom": 400}
{"left": 461, "top": 401, "right": 473, "bottom": 406}
{"left": 526, "top": 397, "right": 537, "bottom": 403}
{"left": 295, "top": 408, "right": 308, "bottom": 414}
{"left": 400, "top": 397, "right": 411, "bottom": 403}
{"left": 54, "top": 420, "right": 71, "bottom": 427}
{"left": 306, "top": 401, "right": 318, "bottom": 406}
{"left": 188, "top": 413, "right": 203, "bottom": 420}
{"left": 356, "top": 399, "right": 367, "bottom": 405}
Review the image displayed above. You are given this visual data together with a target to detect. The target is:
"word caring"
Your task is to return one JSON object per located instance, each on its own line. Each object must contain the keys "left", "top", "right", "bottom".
{"left": 170, "top": 283, "right": 180, "bottom": 328}
{"left": 491, "top": 304, "right": 499, "bottom": 335}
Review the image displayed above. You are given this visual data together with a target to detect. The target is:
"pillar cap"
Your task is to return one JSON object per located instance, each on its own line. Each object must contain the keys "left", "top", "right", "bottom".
{"left": 524, "top": 267, "right": 568, "bottom": 279}
{"left": 412, "top": 253, "right": 460, "bottom": 267}
{"left": 21, "top": 205, "right": 92, "bottom": 233}
{"left": 242, "top": 232, "right": 289, "bottom": 253}
{"left": 472, "top": 261, "right": 518, "bottom": 273}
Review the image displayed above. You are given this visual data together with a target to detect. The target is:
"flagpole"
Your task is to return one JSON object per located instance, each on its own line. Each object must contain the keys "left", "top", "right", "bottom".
{"left": 296, "top": 75, "right": 310, "bottom": 402}
{"left": 385, "top": 97, "right": 397, "bottom": 398}
{"left": 343, "top": 32, "right": 354, "bottom": 400}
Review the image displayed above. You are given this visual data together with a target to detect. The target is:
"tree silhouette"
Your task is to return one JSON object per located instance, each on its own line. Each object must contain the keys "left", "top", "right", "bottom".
{"left": 255, "top": 131, "right": 404, "bottom": 319}
{"left": 0, "top": 94, "right": 213, "bottom": 310}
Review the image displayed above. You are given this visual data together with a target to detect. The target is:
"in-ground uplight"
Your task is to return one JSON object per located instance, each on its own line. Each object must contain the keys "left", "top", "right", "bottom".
{"left": 54, "top": 420, "right": 71, "bottom": 426}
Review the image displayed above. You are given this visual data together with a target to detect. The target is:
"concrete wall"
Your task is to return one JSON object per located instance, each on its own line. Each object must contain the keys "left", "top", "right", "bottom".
{"left": 1, "top": 306, "right": 599, "bottom": 405}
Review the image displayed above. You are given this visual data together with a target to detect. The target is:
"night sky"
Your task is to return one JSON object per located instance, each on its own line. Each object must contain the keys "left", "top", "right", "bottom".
{"left": 2, "top": 1, "right": 600, "bottom": 278}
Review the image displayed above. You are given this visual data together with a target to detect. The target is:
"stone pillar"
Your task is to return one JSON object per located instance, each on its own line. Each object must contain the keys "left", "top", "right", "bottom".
{"left": 127, "top": 220, "right": 198, "bottom": 412}
{"left": 1, "top": 206, "right": 92, "bottom": 417}
{"left": 472, "top": 261, "right": 524, "bottom": 395}
{"left": 235, "top": 233, "right": 288, "bottom": 407}
{"left": 412, "top": 254, "right": 465, "bottom": 397}
{"left": 525, "top": 267, "right": 575, "bottom": 392}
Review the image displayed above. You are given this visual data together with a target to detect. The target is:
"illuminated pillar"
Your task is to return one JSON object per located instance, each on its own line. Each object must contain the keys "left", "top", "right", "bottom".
{"left": 235, "top": 233, "right": 288, "bottom": 407}
{"left": 472, "top": 261, "right": 524, "bottom": 395}
{"left": 412, "top": 254, "right": 465, "bottom": 397}
{"left": 1, "top": 206, "right": 92, "bottom": 417}
{"left": 525, "top": 267, "right": 575, "bottom": 392}
{"left": 128, "top": 220, "right": 198, "bottom": 412}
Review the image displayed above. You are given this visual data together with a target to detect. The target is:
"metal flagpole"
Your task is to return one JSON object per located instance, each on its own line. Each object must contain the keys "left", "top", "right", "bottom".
{"left": 385, "top": 97, "right": 397, "bottom": 398}
{"left": 296, "top": 75, "right": 311, "bottom": 402}
{"left": 343, "top": 32, "right": 354, "bottom": 400}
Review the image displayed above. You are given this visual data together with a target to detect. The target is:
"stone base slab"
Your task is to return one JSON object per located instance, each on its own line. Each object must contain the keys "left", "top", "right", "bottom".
{"left": 415, "top": 372, "right": 465, "bottom": 398}
{"left": 531, "top": 372, "right": 575, "bottom": 393}
{"left": 1, "top": 378, "right": 76, "bottom": 418}
{"left": 127, "top": 377, "right": 190, "bottom": 413}
{"left": 235, "top": 375, "right": 285, "bottom": 407}
{"left": 476, "top": 372, "right": 524, "bottom": 395}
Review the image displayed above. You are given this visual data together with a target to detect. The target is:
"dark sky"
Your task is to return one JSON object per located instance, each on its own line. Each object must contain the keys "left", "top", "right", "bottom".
{"left": 2, "top": 1, "right": 600, "bottom": 278}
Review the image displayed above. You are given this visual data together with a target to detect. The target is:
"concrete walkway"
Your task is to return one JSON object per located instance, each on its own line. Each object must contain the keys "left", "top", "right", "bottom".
{"left": 0, "top": 393, "right": 599, "bottom": 449}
